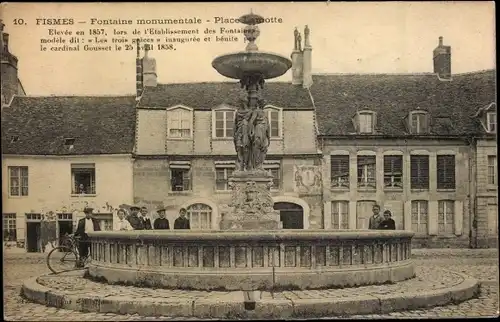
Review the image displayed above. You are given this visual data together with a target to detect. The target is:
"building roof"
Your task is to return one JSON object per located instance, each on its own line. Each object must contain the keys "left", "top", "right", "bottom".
{"left": 311, "top": 70, "right": 496, "bottom": 137}
{"left": 1, "top": 96, "right": 137, "bottom": 155}
{"left": 139, "top": 81, "right": 314, "bottom": 110}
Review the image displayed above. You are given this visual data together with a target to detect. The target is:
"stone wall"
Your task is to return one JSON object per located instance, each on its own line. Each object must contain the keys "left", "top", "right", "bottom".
{"left": 88, "top": 230, "right": 415, "bottom": 290}
{"left": 475, "top": 139, "right": 498, "bottom": 248}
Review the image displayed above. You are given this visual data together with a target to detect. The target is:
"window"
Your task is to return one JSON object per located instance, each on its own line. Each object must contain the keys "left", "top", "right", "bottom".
{"left": 487, "top": 112, "right": 496, "bottom": 133}
{"left": 71, "top": 164, "right": 96, "bottom": 194}
{"left": 187, "top": 203, "right": 212, "bottom": 230}
{"left": 215, "top": 166, "right": 233, "bottom": 191}
{"left": 438, "top": 200, "right": 454, "bottom": 234}
{"left": 488, "top": 156, "right": 497, "bottom": 185}
{"left": 331, "top": 155, "right": 349, "bottom": 188}
{"left": 331, "top": 201, "right": 349, "bottom": 229}
{"left": 437, "top": 155, "right": 455, "bottom": 189}
{"left": 357, "top": 156, "right": 376, "bottom": 189}
{"left": 265, "top": 108, "right": 280, "bottom": 138}
{"left": 410, "top": 112, "right": 429, "bottom": 134}
{"left": 3, "top": 214, "right": 17, "bottom": 241}
{"left": 168, "top": 108, "right": 192, "bottom": 138}
{"left": 265, "top": 161, "right": 281, "bottom": 190}
{"left": 410, "top": 155, "right": 429, "bottom": 190}
{"left": 170, "top": 162, "right": 191, "bottom": 192}
{"left": 64, "top": 138, "right": 75, "bottom": 146}
{"left": 411, "top": 200, "right": 428, "bottom": 233}
{"left": 26, "top": 213, "right": 42, "bottom": 221}
{"left": 358, "top": 113, "right": 374, "bottom": 133}
{"left": 57, "top": 213, "right": 73, "bottom": 220}
{"left": 214, "top": 110, "right": 235, "bottom": 138}
{"left": 8, "top": 166, "right": 28, "bottom": 196}
{"left": 384, "top": 155, "right": 403, "bottom": 189}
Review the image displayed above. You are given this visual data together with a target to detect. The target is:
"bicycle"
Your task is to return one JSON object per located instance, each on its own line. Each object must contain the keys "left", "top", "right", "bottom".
{"left": 46, "top": 233, "right": 91, "bottom": 274}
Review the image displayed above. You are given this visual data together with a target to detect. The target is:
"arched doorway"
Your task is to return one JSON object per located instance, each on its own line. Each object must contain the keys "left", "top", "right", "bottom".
{"left": 274, "top": 202, "right": 304, "bottom": 229}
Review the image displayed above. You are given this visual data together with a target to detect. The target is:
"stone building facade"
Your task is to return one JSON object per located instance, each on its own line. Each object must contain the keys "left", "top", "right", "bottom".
{"left": 1, "top": 96, "right": 136, "bottom": 251}
{"left": 1, "top": 26, "right": 496, "bottom": 250}
{"left": 472, "top": 102, "right": 498, "bottom": 248}
{"left": 133, "top": 43, "right": 323, "bottom": 230}
{"left": 312, "top": 37, "right": 496, "bottom": 248}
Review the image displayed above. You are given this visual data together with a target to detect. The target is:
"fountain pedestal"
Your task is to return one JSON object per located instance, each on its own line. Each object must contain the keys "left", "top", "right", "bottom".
{"left": 220, "top": 169, "right": 282, "bottom": 230}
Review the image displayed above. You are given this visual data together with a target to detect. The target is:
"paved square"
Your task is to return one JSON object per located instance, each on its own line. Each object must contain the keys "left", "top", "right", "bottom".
{"left": 3, "top": 249, "right": 499, "bottom": 320}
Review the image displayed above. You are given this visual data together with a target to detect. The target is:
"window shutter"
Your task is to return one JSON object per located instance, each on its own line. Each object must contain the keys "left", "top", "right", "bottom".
{"left": 411, "top": 155, "right": 429, "bottom": 189}
{"left": 331, "top": 155, "right": 350, "bottom": 187}
{"left": 437, "top": 155, "right": 455, "bottom": 189}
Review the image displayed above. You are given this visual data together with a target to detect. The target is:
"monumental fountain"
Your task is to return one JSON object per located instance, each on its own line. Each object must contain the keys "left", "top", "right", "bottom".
{"left": 20, "top": 12, "right": 480, "bottom": 319}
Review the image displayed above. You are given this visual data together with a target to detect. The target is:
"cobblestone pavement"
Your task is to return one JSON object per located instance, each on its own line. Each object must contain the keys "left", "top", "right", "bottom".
{"left": 3, "top": 249, "right": 499, "bottom": 320}
{"left": 36, "top": 266, "right": 463, "bottom": 300}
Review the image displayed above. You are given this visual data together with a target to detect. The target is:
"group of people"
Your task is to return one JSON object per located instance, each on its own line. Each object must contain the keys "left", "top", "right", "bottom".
{"left": 74, "top": 205, "right": 191, "bottom": 265}
{"left": 368, "top": 204, "right": 396, "bottom": 230}
{"left": 114, "top": 206, "right": 191, "bottom": 231}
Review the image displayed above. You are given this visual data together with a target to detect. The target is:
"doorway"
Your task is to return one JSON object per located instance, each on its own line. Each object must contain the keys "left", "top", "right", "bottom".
{"left": 274, "top": 202, "right": 304, "bottom": 229}
{"left": 58, "top": 221, "right": 73, "bottom": 250}
{"left": 26, "top": 222, "right": 41, "bottom": 253}
{"left": 356, "top": 201, "right": 377, "bottom": 229}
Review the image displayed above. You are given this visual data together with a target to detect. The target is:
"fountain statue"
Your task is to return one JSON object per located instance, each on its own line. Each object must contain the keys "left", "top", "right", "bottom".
{"left": 213, "top": 12, "right": 292, "bottom": 230}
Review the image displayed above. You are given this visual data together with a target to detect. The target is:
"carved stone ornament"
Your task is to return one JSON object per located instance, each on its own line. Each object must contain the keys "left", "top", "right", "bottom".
{"left": 221, "top": 170, "right": 281, "bottom": 230}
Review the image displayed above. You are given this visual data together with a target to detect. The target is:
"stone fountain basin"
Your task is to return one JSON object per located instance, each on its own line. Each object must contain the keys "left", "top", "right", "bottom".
{"left": 87, "top": 230, "right": 415, "bottom": 291}
{"left": 212, "top": 51, "right": 293, "bottom": 79}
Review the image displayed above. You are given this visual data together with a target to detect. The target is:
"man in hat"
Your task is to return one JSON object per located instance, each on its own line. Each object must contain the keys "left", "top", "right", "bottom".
{"left": 75, "top": 207, "right": 101, "bottom": 265}
{"left": 368, "top": 204, "right": 383, "bottom": 230}
{"left": 153, "top": 207, "right": 170, "bottom": 230}
{"left": 139, "top": 206, "right": 153, "bottom": 230}
{"left": 174, "top": 208, "right": 191, "bottom": 230}
{"left": 126, "top": 206, "right": 144, "bottom": 230}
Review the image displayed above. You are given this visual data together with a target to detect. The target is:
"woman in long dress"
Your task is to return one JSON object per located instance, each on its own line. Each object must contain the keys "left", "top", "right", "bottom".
{"left": 248, "top": 106, "right": 270, "bottom": 170}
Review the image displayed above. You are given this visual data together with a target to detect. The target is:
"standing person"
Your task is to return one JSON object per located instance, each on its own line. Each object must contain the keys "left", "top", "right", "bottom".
{"left": 139, "top": 206, "right": 153, "bottom": 230}
{"left": 75, "top": 207, "right": 101, "bottom": 265}
{"left": 126, "top": 206, "right": 144, "bottom": 230}
{"left": 379, "top": 210, "right": 396, "bottom": 230}
{"left": 368, "top": 204, "right": 383, "bottom": 230}
{"left": 153, "top": 207, "right": 170, "bottom": 230}
{"left": 174, "top": 208, "right": 191, "bottom": 230}
{"left": 113, "top": 208, "right": 133, "bottom": 231}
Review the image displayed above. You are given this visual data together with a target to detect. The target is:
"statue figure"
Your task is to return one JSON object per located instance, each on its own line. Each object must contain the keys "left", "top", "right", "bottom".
{"left": 248, "top": 98, "right": 270, "bottom": 170}
{"left": 304, "top": 25, "right": 310, "bottom": 47}
{"left": 234, "top": 98, "right": 252, "bottom": 171}
{"left": 233, "top": 97, "right": 270, "bottom": 172}
{"left": 294, "top": 28, "right": 302, "bottom": 51}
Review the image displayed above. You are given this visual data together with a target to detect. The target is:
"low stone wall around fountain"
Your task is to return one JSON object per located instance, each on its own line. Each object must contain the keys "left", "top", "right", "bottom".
{"left": 87, "top": 230, "right": 415, "bottom": 291}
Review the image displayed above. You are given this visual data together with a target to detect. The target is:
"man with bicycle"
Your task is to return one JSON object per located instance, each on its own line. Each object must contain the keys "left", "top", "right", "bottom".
{"left": 75, "top": 207, "right": 101, "bottom": 266}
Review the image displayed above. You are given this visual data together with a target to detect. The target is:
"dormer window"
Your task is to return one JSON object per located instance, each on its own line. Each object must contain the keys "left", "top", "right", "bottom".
{"left": 487, "top": 112, "right": 496, "bottom": 133}
{"left": 409, "top": 111, "right": 429, "bottom": 134}
{"left": 214, "top": 109, "right": 235, "bottom": 138}
{"left": 264, "top": 106, "right": 282, "bottom": 138}
{"left": 354, "top": 111, "right": 376, "bottom": 134}
{"left": 167, "top": 106, "right": 193, "bottom": 139}
{"left": 64, "top": 138, "right": 75, "bottom": 146}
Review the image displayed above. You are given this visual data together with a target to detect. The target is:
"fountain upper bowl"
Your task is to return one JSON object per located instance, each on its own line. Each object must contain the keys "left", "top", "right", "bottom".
{"left": 212, "top": 51, "right": 292, "bottom": 80}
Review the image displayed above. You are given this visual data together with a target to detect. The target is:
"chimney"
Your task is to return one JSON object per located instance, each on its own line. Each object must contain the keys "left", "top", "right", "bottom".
{"left": 135, "top": 39, "right": 143, "bottom": 98}
{"left": 302, "top": 25, "right": 313, "bottom": 88}
{"left": 142, "top": 44, "right": 157, "bottom": 87}
{"left": 433, "top": 36, "right": 451, "bottom": 79}
{"left": 291, "top": 27, "right": 304, "bottom": 85}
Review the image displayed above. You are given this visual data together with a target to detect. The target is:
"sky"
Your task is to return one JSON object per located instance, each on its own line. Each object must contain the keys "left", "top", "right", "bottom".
{"left": 1, "top": 2, "right": 496, "bottom": 96}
